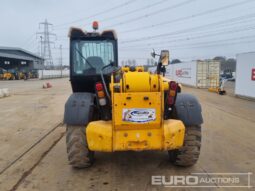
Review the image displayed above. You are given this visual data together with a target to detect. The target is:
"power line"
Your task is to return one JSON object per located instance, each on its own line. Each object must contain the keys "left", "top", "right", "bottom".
{"left": 54, "top": 0, "right": 137, "bottom": 29}
{"left": 22, "top": 33, "right": 36, "bottom": 48}
{"left": 119, "top": 0, "right": 255, "bottom": 34}
{"left": 172, "top": 39, "right": 255, "bottom": 50}
{"left": 176, "top": 34, "right": 255, "bottom": 47}
{"left": 120, "top": 13, "right": 255, "bottom": 44}
{"left": 52, "top": 47, "right": 69, "bottom": 50}
{"left": 23, "top": 36, "right": 37, "bottom": 50}
{"left": 104, "top": 0, "right": 196, "bottom": 28}
{"left": 46, "top": 21, "right": 255, "bottom": 62}
{"left": 48, "top": 1, "right": 103, "bottom": 21}
{"left": 119, "top": 35, "right": 255, "bottom": 51}
{"left": 119, "top": 23, "right": 255, "bottom": 48}
{"left": 95, "top": 0, "right": 167, "bottom": 24}
{"left": 48, "top": 15, "right": 255, "bottom": 44}
{"left": 46, "top": 1, "right": 255, "bottom": 48}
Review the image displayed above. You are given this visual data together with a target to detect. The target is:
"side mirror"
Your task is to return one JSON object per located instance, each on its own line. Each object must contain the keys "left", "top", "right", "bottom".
{"left": 151, "top": 49, "right": 156, "bottom": 58}
{"left": 160, "top": 50, "right": 170, "bottom": 66}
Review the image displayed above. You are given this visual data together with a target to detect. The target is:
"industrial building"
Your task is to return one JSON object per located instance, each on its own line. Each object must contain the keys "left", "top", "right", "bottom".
{"left": 0, "top": 47, "right": 44, "bottom": 71}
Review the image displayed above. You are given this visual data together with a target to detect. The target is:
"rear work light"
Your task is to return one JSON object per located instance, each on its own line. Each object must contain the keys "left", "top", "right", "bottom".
{"left": 95, "top": 82, "right": 106, "bottom": 106}
{"left": 96, "top": 82, "right": 103, "bottom": 91}
{"left": 170, "top": 81, "right": 177, "bottom": 90}
{"left": 168, "top": 81, "right": 178, "bottom": 105}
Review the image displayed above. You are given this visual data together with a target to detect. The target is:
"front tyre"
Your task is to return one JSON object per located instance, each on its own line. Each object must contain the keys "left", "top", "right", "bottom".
{"left": 168, "top": 125, "right": 201, "bottom": 166}
{"left": 66, "top": 125, "right": 94, "bottom": 168}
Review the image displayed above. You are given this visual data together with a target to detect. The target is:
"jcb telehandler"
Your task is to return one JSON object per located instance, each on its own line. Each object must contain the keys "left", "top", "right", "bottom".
{"left": 64, "top": 22, "right": 203, "bottom": 168}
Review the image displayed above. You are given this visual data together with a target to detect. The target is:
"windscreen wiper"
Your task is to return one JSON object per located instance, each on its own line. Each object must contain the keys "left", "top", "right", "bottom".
{"left": 74, "top": 47, "right": 94, "bottom": 69}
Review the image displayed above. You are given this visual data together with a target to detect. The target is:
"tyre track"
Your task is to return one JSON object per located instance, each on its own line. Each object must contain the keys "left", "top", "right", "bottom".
{"left": 0, "top": 122, "right": 64, "bottom": 175}
{"left": 9, "top": 131, "right": 65, "bottom": 191}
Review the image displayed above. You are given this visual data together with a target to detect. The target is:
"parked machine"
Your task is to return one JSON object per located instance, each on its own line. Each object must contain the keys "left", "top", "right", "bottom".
{"left": 208, "top": 77, "right": 228, "bottom": 95}
{"left": 8, "top": 69, "right": 26, "bottom": 80}
{"left": 20, "top": 69, "right": 30, "bottom": 80}
{"left": 1, "top": 69, "right": 14, "bottom": 80}
{"left": 0, "top": 68, "right": 4, "bottom": 80}
{"left": 30, "top": 69, "right": 39, "bottom": 78}
{"left": 64, "top": 22, "right": 203, "bottom": 168}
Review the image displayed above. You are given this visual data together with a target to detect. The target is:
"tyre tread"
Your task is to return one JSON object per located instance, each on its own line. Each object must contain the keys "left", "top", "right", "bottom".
{"left": 169, "top": 125, "right": 201, "bottom": 167}
{"left": 66, "top": 125, "right": 94, "bottom": 168}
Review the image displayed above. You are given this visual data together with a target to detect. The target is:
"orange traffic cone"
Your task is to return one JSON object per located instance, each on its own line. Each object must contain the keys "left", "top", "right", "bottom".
{"left": 46, "top": 82, "right": 52, "bottom": 88}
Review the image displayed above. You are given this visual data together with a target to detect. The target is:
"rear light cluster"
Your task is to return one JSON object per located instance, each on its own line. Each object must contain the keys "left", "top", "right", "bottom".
{"left": 95, "top": 82, "right": 106, "bottom": 106}
{"left": 168, "top": 81, "right": 178, "bottom": 105}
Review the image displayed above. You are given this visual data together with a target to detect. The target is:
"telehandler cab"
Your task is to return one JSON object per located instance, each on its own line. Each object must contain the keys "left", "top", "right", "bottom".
{"left": 64, "top": 22, "right": 203, "bottom": 168}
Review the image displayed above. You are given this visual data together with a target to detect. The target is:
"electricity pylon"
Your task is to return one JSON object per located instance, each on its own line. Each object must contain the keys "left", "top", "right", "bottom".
{"left": 37, "top": 19, "right": 56, "bottom": 68}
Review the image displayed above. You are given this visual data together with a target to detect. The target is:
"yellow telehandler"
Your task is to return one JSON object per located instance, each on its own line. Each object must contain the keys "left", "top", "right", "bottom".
{"left": 64, "top": 22, "right": 203, "bottom": 168}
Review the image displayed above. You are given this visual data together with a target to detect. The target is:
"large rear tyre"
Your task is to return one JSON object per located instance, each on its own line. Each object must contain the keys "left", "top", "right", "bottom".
{"left": 168, "top": 125, "right": 201, "bottom": 167}
{"left": 66, "top": 125, "right": 94, "bottom": 168}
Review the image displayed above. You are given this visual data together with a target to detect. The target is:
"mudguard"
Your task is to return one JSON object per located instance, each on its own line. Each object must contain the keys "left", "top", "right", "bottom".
{"left": 64, "top": 93, "right": 94, "bottom": 125}
{"left": 175, "top": 93, "right": 203, "bottom": 126}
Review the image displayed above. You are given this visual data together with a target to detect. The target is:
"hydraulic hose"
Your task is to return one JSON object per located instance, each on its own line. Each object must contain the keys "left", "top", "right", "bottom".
{"left": 100, "top": 64, "right": 120, "bottom": 104}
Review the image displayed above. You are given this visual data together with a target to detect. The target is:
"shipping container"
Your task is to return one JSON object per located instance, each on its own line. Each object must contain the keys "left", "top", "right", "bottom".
{"left": 197, "top": 60, "right": 220, "bottom": 88}
{"left": 153, "top": 60, "right": 220, "bottom": 88}
{"left": 235, "top": 52, "right": 255, "bottom": 99}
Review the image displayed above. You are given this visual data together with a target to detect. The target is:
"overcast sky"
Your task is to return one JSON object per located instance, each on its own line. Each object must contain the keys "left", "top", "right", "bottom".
{"left": 1, "top": 0, "right": 255, "bottom": 65}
